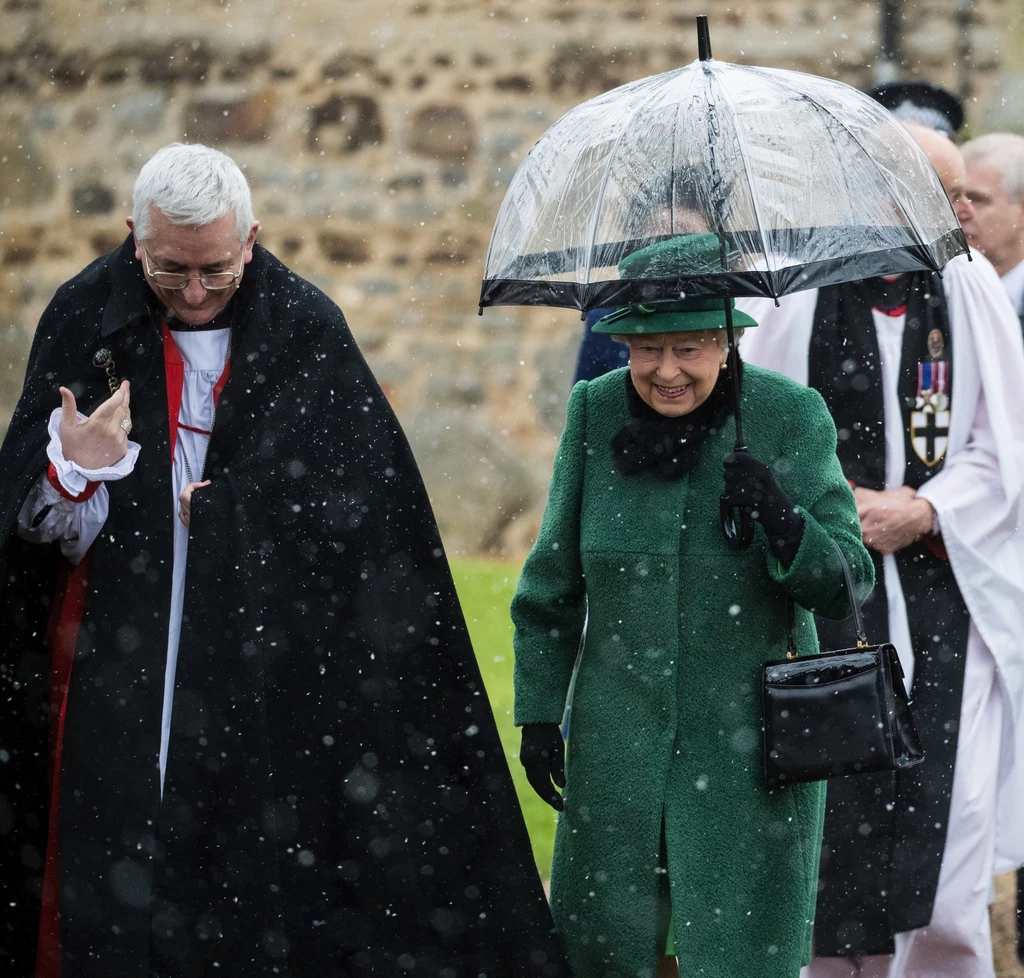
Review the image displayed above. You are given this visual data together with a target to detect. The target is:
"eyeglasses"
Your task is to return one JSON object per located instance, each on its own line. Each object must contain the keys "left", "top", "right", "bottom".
{"left": 629, "top": 342, "right": 715, "bottom": 362}
{"left": 142, "top": 247, "right": 245, "bottom": 291}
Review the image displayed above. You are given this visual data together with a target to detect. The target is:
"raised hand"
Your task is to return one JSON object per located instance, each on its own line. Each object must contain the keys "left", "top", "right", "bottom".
{"left": 59, "top": 380, "right": 132, "bottom": 469}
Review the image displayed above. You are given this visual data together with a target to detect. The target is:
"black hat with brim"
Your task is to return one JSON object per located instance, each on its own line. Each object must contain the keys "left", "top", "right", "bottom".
{"left": 867, "top": 80, "right": 964, "bottom": 136}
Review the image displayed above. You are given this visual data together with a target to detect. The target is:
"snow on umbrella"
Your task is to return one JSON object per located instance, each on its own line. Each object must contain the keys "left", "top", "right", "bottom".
{"left": 479, "top": 15, "right": 968, "bottom": 546}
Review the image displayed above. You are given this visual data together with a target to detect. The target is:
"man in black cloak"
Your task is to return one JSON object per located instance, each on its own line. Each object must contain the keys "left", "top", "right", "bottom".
{"left": 0, "top": 143, "right": 567, "bottom": 978}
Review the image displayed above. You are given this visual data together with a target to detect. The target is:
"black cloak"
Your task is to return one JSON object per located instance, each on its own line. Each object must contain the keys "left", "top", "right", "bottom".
{"left": 0, "top": 237, "right": 567, "bottom": 978}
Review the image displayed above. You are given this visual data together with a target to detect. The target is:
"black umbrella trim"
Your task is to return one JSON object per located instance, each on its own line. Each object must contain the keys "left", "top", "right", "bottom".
{"left": 478, "top": 227, "right": 967, "bottom": 311}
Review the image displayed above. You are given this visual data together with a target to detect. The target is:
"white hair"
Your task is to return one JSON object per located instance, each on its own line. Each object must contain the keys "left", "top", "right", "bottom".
{"left": 132, "top": 143, "right": 254, "bottom": 242}
{"left": 961, "top": 133, "right": 1024, "bottom": 201}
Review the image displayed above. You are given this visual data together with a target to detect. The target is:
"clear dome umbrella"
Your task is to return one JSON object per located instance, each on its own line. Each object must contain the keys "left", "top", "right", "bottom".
{"left": 479, "top": 18, "right": 966, "bottom": 312}
{"left": 478, "top": 16, "right": 968, "bottom": 545}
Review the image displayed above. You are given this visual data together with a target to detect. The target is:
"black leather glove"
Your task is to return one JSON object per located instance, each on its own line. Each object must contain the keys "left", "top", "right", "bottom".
{"left": 519, "top": 723, "right": 565, "bottom": 812}
{"left": 722, "top": 451, "right": 805, "bottom": 568}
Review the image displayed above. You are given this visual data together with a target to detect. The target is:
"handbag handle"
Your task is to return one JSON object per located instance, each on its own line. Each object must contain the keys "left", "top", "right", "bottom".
{"left": 829, "top": 538, "right": 868, "bottom": 647}
{"left": 786, "top": 537, "right": 868, "bottom": 655}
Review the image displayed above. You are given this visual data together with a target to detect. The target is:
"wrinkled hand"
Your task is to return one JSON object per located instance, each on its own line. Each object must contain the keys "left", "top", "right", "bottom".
{"left": 520, "top": 723, "right": 565, "bottom": 812}
{"left": 178, "top": 480, "right": 211, "bottom": 530}
{"left": 59, "top": 380, "right": 131, "bottom": 469}
{"left": 854, "top": 485, "right": 934, "bottom": 555}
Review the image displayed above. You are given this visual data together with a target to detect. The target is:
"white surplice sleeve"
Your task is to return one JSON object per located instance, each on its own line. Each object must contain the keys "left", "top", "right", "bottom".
{"left": 925, "top": 252, "right": 1024, "bottom": 872}
{"left": 736, "top": 289, "right": 820, "bottom": 386}
{"left": 915, "top": 392, "right": 1001, "bottom": 521}
{"left": 15, "top": 407, "right": 141, "bottom": 564}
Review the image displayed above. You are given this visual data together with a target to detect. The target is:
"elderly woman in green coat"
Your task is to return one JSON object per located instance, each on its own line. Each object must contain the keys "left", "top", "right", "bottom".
{"left": 511, "top": 233, "right": 874, "bottom": 978}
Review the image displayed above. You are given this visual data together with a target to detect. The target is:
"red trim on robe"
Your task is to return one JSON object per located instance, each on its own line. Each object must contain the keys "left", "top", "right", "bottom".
{"left": 212, "top": 355, "right": 230, "bottom": 409}
{"left": 872, "top": 303, "right": 908, "bottom": 318}
{"left": 46, "top": 464, "right": 100, "bottom": 504}
{"left": 161, "top": 320, "right": 231, "bottom": 463}
{"left": 36, "top": 552, "right": 92, "bottom": 978}
{"left": 177, "top": 422, "right": 213, "bottom": 437}
{"left": 162, "top": 322, "right": 185, "bottom": 462}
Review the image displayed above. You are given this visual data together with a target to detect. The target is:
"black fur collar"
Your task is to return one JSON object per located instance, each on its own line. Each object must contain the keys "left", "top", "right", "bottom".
{"left": 610, "top": 359, "right": 739, "bottom": 480}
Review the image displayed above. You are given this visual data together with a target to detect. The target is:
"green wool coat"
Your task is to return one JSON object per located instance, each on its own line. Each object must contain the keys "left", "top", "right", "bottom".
{"left": 512, "top": 365, "right": 874, "bottom": 978}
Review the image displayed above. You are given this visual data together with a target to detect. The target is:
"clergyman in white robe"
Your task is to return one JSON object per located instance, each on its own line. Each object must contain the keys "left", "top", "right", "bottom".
{"left": 739, "top": 249, "right": 1024, "bottom": 978}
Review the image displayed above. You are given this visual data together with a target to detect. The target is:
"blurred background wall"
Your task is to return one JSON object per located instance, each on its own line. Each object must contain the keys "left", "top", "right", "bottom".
{"left": 2, "top": 0, "right": 1023, "bottom": 556}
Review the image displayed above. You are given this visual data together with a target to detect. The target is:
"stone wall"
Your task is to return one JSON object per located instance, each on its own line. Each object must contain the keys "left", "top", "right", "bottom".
{"left": 1, "top": 0, "right": 1017, "bottom": 555}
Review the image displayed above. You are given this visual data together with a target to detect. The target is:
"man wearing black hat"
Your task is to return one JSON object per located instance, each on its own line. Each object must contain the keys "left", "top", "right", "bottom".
{"left": 740, "top": 119, "right": 1024, "bottom": 978}
{"left": 867, "top": 80, "right": 964, "bottom": 139}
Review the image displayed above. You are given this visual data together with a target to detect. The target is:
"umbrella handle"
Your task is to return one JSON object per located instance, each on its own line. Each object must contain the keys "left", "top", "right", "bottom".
{"left": 720, "top": 495, "right": 755, "bottom": 548}
{"left": 719, "top": 296, "right": 752, "bottom": 547}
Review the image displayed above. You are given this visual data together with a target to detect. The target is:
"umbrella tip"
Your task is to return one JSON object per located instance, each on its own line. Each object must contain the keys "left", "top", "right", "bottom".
{"left": 696, "top": 14, "right": 712, "bottom": 61}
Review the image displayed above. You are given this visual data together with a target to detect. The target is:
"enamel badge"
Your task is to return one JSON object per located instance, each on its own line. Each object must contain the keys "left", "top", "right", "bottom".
{"left": 915, "top": 360, "right": 949, "bottom": 412}
{"left": 911, "top": 360, "right": 950, "bottom": 466}
{"left": 911, "top": 409, "right": 950, "bottom": 467}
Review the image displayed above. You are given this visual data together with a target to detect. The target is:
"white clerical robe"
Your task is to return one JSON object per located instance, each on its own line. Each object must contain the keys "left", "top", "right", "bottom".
{"left": 740, "top": 250, "right": 1024, "bottom": 978}
{"left": 16, "top": 326, "right": 230, "bottom": 794}
{"left": 1000, "top": 257, "right": 1024, "bottom": 317}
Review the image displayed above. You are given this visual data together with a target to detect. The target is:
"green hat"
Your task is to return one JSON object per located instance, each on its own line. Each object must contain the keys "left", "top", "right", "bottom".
{"left": 591, "top": 232, "right": 758, "bottom": 335}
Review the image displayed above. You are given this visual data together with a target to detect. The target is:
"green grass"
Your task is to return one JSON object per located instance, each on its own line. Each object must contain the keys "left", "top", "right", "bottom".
{"left": 450, "top": 556, "right": 558, "bottom": 880}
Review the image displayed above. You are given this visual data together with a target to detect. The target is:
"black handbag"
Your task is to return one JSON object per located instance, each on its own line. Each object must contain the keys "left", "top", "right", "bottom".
{"left": 761, "top": 540, "right": 925, "bottom": 787}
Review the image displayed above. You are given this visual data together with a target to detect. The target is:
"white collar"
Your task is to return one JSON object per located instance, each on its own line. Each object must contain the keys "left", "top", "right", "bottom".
{"left": 170, "top": 325, "right": 231, "bottom": 372}
{"left": 999, "top": 257, "right": 1024, "bottom": 315}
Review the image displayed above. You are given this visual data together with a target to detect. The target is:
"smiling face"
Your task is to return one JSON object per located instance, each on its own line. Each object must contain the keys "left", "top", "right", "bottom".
{"left": 626, "top": 330, "right": 727, "bottom": 418}
{"left": 127, "top": 206, "right": 259, "bottom": 326}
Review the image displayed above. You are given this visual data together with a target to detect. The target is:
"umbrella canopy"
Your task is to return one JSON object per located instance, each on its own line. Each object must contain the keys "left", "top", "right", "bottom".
{"left": 479, "top": 44, "right": 968, "bottom": 312}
